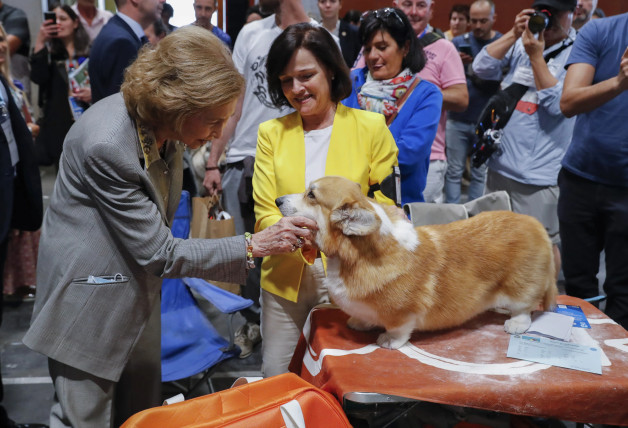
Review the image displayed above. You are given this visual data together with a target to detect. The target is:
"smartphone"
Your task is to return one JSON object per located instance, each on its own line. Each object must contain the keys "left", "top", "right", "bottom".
{"left": 459, "top": 45, "right": 473, "bottom": 56}
{"left": 44, "top": 11, "right": 57, "bottom": 36}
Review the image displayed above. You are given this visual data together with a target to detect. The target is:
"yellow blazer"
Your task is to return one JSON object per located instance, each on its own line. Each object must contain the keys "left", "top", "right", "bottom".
{"left": 253, "top": 103, "right": 399, "bottom": 302}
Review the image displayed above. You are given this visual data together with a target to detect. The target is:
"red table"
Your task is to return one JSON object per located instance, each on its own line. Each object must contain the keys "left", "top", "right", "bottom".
{"left": 289, "top": 296, "right": 628, "bottom": 425}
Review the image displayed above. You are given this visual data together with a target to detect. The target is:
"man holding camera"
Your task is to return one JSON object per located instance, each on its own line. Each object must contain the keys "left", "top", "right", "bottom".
{"left": 445, "top": 0, "right": 501, "bottom": 203}
{"left": 471, "top": 0, "right": 577, "bottom": 275}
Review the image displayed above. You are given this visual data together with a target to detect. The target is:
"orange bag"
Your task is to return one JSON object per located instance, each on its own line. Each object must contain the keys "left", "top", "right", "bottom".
{"left": 121, "top": 373, "right": 352, "bottom": 427}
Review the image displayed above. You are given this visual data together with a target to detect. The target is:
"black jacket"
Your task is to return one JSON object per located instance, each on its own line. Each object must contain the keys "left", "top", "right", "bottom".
{"left": 89, "top": 14, "right": 143, "bottom": 103}
{"left": 0, "top": 75, "right": 43, "bottom": 233}
{"left": 338, "top": 20, "right": 361, "bottom": 68}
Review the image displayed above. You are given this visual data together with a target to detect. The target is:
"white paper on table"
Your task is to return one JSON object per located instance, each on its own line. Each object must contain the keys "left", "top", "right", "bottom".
{"left": 507, "top": 334, "right": 602, "bottom": 375}
{"left": 526, "top": 311, "right": 574, "bottom": 341}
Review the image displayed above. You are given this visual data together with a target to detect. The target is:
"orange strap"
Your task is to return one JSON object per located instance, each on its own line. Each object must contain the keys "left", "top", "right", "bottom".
{"left": 386, "top": 76, "right": 421, "bottom": 127}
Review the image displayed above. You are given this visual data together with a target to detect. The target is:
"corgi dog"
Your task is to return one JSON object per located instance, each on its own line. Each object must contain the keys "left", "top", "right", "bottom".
{"left": 276, "top": 176, "right": 557, "bottom": 350}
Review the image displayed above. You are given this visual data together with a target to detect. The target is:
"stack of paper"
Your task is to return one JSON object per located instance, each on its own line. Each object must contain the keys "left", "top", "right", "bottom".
{"left": 525, "top": 311, "right": 574, "bottom": 341}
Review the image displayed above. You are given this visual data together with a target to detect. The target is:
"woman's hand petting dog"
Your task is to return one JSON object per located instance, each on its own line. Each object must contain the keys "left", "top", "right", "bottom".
{"left": 250, "top": 216, "right": 318, "bottom": 257}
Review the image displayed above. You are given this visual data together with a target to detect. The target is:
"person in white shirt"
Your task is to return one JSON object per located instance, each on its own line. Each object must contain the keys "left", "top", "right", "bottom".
{"left": 71, "top": 0, "right": 113, "bottom": 42}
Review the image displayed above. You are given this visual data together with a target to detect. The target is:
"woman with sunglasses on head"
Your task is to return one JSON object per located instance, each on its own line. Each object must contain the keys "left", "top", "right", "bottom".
{"left": 343, "top": 7, "right": 442, "bottom": 205}
{"left": 31, "top": 3, "right": 91, "bottom": 167}
{"left": 255, "top": 22, "right": 399, "bottom": 376}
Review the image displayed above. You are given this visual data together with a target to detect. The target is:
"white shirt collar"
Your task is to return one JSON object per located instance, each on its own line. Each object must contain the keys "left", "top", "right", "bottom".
{"left": 117, "top": 11, "right": 145, "bottom": 41}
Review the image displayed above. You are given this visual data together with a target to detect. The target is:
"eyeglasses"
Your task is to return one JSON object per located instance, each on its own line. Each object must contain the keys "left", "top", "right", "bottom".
{"left": 361, "top": 7, "right": 405, "bottom": 27}
{"left": 470, "top": 18, "right": 491, "bottom": 24}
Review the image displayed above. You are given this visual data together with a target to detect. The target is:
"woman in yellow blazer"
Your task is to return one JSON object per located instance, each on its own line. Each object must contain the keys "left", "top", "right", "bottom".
{"left": 253, "top": 23, "right": 398, "bottom": 376}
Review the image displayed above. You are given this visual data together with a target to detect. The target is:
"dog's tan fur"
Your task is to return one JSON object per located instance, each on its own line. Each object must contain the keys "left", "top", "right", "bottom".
{"left": 277, "top": 176, "right": 557, "bottom": 349}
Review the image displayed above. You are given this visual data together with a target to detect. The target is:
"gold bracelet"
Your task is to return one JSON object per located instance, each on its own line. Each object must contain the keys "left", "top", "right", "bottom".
{"left": 244, "top": 232, "right": 255, "bottom": 269}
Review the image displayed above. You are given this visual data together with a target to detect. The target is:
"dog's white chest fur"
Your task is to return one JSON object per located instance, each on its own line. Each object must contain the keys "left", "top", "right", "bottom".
{"left": 323, "top": 258, "right": 381, "bottom": 325}
{"left": 322, "top": 204, "right": 418, "bottom": 327}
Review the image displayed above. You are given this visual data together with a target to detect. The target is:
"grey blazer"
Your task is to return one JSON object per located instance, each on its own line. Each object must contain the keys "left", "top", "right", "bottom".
{"left": 23, "top": 94, "right": 248, "bottom": 382}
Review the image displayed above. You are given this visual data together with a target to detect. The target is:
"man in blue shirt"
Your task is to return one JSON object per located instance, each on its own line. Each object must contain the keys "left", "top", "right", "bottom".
{"left": 193, "top": 0, "right": 232, "bottom": 49}
{"left": 559, "top": 13, "right": 628, "bottom": 329}
{"left": 445, "top": 0, "right": 501, "bottom": 203}
{"left": 472, "top": 0, "right": 577, "bottom": 277}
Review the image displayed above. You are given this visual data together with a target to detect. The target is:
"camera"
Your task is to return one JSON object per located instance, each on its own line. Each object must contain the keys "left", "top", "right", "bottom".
{"left": 528, "top": 9, "right": 552, "bottom": 33}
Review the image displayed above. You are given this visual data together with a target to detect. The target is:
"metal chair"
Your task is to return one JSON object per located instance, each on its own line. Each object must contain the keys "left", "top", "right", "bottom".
{"left": 403, "top": 191, "right": 511, "bottom": 226}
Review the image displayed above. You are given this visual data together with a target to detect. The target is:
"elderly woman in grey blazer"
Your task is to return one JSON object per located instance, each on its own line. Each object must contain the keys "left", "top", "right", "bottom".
{"left": 22, "top": 26, "right": 316, "bottom": 428}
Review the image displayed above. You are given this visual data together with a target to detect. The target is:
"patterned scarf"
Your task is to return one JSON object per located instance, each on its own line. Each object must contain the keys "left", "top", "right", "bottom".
{"left": 358, "top": 68, "right": 415, "bottom": 118}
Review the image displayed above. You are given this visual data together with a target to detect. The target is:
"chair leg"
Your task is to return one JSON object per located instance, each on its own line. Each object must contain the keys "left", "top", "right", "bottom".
{"left": 185, "top": 366, "right": 219, "bottom": 398}
{"left": 222, "top": 312, "right": 237, "bottom": 353}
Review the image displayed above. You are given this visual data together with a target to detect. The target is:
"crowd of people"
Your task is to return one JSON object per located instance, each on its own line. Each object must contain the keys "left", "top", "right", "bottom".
{"left": 0, "top": 0, "right": 626, "bottom": 426}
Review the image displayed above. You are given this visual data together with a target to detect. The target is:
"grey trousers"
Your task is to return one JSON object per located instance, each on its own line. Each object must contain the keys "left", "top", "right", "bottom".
{"left": 261, "top": 260, "right": 328, "bottom": 377}
{"left": 48, "top": 297, "right": 162, "bottom": 428}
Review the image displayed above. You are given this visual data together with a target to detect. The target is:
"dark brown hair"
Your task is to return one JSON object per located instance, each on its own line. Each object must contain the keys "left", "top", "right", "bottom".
{"left": 449, "top": 4, "right": 470, "bottom": 20}
{"left": 49, "top": 3, "right": 90, "bottom": 58}
{"left": 266, "top": 23, "right": 352, "bottom": 109}
{"left": 359, "top": 8, "right": 426, "bottom": 74}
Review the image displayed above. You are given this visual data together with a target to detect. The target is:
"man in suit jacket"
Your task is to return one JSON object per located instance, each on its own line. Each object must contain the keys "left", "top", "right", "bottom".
{"left": 23, "top": 27, "right": 315, "bottom": 427}
{"left": 317, "top": 0, "right": 360, "bottom": 67}
{"left": 89, "top": 0, "right": 165, "bottom": 103}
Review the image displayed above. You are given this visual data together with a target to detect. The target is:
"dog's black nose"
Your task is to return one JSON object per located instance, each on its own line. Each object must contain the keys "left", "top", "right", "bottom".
{"left": 275, "top": 196, "right": 284, "bottom": 208}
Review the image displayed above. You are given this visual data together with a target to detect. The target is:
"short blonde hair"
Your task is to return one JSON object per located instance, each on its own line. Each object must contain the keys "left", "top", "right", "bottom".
{"left": 122, "top": 25, "right": 244, "bottom": 135}
{"left": 0, "top": 24, "right": 13, "bottom": 87}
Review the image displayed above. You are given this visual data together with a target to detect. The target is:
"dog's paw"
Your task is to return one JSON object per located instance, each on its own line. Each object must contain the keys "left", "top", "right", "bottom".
{"left": 504, "top": 314, "right": 532, "bottom": 334}
{"left": 347, "top": 316, "right": 375, "bottom": 331}
{"left": 377, "top": 332, "right": 409, "bottom": 350}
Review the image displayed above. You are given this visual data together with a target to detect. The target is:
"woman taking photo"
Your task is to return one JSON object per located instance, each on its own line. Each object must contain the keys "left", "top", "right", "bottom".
{"left": 254, "top": 23, "right": 399, "bottom": 377}
{"left": 31, "top": 3, "right": 91, "bottom": 167}
{"left": 343, "top": 8, "right": 442, "bottom": 204}
{"left": 23, "top": 26, "right": 316, "bottom": 427}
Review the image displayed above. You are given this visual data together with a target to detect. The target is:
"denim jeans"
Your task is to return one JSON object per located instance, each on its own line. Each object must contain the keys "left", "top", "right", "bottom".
{"left": 444, "top": 119, "right": 487, "bottom": 203}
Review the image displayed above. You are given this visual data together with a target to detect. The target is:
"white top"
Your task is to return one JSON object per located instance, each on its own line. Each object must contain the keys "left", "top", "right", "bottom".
{"left": 226, "top": 16, "right": 337, "bottom": 164}
{"left": 304, "top": 125, "right": 332, "bottom": 187}
{"left": 71, "top": 4, "right": 113, "bottom": 42}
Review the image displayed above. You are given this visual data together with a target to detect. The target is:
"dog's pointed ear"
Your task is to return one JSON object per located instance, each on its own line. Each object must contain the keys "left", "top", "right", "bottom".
{"left": 330, "top": 201, "right": 380, "bottom": 236}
